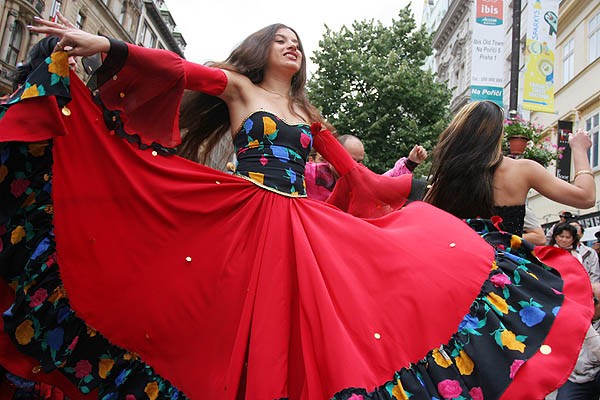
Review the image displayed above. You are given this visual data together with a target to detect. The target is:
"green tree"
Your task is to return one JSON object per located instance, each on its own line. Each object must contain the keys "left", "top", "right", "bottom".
{"left": 308, "top": 6, "right": 452, "bottom": 174}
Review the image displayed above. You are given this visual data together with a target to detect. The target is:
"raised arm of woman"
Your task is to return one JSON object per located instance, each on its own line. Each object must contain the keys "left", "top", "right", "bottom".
{"left": 28, "top": 14, "right": 110, "bottom": 55}
{"left": 28, "top": 14, "right": 255, "bottom": 150}
{"left": 29, "top": 14, "right": 239, "bottom": 97}
{"left": 526, "top": 130, "right": 595, "bottom": 209}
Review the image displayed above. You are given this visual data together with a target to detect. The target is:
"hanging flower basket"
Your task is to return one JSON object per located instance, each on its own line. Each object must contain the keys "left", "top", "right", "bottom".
{"left": 508, "top": 135, "right": 529, "bottom": 155}
{"left": 503, "top": 115, "right": 563, "bottom": 166}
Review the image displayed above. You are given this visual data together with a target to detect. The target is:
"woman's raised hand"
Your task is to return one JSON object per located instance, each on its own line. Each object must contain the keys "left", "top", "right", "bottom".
{"left": 569, "top": 129, "right": 592, "bottom": 152}
{"left": 28, "top": 12, "right": 110, "bottom": 56}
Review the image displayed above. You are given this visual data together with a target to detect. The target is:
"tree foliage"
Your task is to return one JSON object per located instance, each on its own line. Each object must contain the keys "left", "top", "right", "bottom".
{"left": 307, "top": 6, "right": 452, "bottom": 174}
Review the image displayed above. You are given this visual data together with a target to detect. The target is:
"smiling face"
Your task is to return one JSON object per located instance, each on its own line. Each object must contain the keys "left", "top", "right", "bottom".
{"left": 267, "top": 28, "right": 302, "bottom": 74}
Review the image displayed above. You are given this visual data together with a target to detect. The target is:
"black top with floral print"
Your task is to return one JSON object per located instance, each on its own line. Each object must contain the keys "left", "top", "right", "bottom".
{"left": 233, "top": 111, "right": 313, "bottom": 197}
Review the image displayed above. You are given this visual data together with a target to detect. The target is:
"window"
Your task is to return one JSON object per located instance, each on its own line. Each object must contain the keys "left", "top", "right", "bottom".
{"left": 590, "top": 11, "right": 600, "bottom": 63}
{"left": 139, "top": 23, "right": 147, "bottom": 45}
{"left": 586, "top": 112, "right": 600, "bottom": 169}
{"left": 142, "top": 23, "right": 157, "bottom": 48}
{"left": 5, "top": 22, "right": 23, "bottom": 65}
{"left": 119, "top": 1, "right": 126, "bottom": 24}
{"left": 76, "top": 12, "right": 86, "bottom": 29}
{"left": 563, "top": 38, "right": 574, "bottom": 84}
{"left": 148, "top": 32, "right": 157, "bottom": 48}
{"left": 50, "top": 0, "right": 62, "bottom": 18}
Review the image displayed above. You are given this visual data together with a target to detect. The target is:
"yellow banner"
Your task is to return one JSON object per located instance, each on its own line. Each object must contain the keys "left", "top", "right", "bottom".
{"left": 523, "top": 0, "right": 558, "bottom": 113}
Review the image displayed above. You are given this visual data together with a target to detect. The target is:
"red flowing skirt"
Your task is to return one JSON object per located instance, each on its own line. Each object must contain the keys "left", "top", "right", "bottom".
{"left": 0, "top": 56, "right": 593, "bottom": 400}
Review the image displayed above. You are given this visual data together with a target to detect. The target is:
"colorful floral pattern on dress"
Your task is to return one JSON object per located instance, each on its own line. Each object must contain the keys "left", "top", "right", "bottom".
{"left": 0, "top": 60, "right": 188, "bottom": 399}
{"left": 2, "top": 52, "right": 71, "bottom": 109}
{"left": 331, "top": 219, "right": 562, "bottom": 400}
{"left": 233, "top": 111, "right": 312, "bottom": 196}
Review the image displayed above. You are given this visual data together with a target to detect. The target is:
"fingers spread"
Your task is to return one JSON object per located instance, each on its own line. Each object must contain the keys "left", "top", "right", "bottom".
{"left": 32, "top": 16, "right": 64, "bottom": 29}
{"left": 27, "top": 25, "right": 63, "bottom": 36}
{"left": 57, "top": 12, "right": 75, "bottom": 28}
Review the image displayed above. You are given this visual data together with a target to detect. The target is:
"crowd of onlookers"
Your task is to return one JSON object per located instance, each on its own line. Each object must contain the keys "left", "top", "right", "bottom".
{"left": 541, "top": 211, "right": 600, "bottom": 399}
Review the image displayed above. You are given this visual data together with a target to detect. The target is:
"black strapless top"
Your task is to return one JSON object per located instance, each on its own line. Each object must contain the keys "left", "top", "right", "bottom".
{"left": 492, "top": 205, "right": 526, "bottom": 236}
{"left": 233, "top": 110, "right": 313, "bottom": 197}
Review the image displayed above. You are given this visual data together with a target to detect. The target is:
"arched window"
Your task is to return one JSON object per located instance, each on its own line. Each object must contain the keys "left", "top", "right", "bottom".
{"left": 5, "top": 21, "right": 23, "bottom": 65}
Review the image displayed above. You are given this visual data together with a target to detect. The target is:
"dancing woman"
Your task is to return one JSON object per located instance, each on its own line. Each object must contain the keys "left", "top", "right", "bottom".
{"left": 424, "top": 100, "right": 594, "bottom": 237}
{"left": 0, "top": 17, "right": 593, "bottom": 399}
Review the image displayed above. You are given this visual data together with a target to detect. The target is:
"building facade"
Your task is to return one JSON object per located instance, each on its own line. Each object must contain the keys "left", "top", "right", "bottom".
{"left": 431, "top": 0, "right": 472, "bottom": 113}
{"left": 0, "top": 0, "right": 47, "bottom": 94}
{"left": 422, "top": 0, "right": 449, "bottom": 72}
{"left": 135, "top": 0, "right": 185, "bottom": 57}
{"left": 0, "top": 0, "right": 185, "bottom": 95}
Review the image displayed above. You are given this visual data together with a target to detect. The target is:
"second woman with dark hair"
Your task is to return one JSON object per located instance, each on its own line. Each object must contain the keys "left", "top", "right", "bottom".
{"left": 425, "top": 100, "right": 594, "bottom": 236}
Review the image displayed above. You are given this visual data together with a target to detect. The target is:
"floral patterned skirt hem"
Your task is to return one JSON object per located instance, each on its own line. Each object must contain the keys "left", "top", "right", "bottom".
{"left": 332, "top": 219, "right": 581, "bottom": 400}
{"left": 0, "top": 142, "right": 187, "bottom": 399}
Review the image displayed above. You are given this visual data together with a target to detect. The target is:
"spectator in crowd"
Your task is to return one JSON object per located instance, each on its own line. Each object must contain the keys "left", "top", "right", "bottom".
{"left": 555, "top": 283, "right": 600, "bottom": 399}
{"left": 569, "top": 221, "right": 600, "bottom": 283}
{"left": 593, "top": 231, "right": 600, "bottom": 257}
{"left": 305, "top": 134, "right": 427, "bottom": 201}
{"left": 551, "top": 222, "right": 600, "bottom": 398}
{"left": 546, "top": 210, "right": 576, "bottom": 244}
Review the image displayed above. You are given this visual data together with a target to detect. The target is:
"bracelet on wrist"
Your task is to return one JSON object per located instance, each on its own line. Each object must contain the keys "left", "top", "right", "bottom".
{"left": 574, "top": 170, "right": 594, "bottom": 178}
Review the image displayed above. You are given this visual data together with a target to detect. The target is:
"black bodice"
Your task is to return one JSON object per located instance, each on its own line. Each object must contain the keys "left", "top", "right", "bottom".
{"left": 493, "top": 204, "right": 526, "bottom": 236}
{"left": 233, "top": 110, "right": 313, "bottom": 197}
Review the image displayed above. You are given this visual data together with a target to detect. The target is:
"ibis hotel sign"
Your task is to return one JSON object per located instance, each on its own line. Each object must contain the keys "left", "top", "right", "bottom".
{"left": 471, "top": 0, "right": 505, "bottom": 106}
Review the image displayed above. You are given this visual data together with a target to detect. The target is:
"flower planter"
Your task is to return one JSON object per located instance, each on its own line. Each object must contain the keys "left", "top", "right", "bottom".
{"left": 508, "top": 135, "right": 529, "bottom": 155}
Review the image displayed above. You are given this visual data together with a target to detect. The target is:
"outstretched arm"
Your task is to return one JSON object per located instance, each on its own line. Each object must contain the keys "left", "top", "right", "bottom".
{"left": 29, "top": 14, "right": 241, "bottom": 148}
{"left": 527, "top": 130, "right": 595, "bottom": 209}
{"left": 29, "top": 13, "right": 240, "bottom": 99}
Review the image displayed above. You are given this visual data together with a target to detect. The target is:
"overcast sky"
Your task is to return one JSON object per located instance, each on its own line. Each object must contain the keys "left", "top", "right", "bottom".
{"left": 166, "top": 1, "right": 423, "bottom": 74}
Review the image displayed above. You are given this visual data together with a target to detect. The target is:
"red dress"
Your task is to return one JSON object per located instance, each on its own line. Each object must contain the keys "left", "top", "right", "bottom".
{"left": 0, "top": 44, "right": 593, "bottom": 400}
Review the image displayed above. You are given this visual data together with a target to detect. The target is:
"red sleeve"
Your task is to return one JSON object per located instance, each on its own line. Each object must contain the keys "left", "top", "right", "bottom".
{"left": 182, "top": 60, "right": 227, "bottom": 95}
{"left": 94, "top": 42, "right": 227, "bottom": 149}
{"left": 310, "top": 123, "right": 411, "bottom": 218}
{"left": 311, "top": 122, "right": 356, "bottom": 177}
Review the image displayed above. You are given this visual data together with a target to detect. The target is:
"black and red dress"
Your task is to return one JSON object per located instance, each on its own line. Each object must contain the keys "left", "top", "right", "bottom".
{"left": 0, "top": 43, "right": 592, "bottom": 400}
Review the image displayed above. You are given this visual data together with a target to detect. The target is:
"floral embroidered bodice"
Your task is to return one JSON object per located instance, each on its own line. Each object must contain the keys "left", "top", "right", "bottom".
{"left": 233, "top": 111, "right": 313, "bottom": 196}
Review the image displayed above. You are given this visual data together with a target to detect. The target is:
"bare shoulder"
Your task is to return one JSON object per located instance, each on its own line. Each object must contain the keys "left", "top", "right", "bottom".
{"left": 494, "top": 156, "right": 533, "bottom": 200}
{"left": 501, "top": 157, "right": 545, "bottom": 175}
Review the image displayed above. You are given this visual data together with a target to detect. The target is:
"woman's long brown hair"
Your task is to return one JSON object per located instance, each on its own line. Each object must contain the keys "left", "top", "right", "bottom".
{"left": 178, "top": 24, "right": 321, "bottom": 163}
{"left": 424, "top": 101, "right": 505, "bottom": 219}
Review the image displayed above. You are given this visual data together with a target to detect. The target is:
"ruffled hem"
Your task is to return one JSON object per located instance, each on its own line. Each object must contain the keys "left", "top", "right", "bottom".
{"left": 0, "top": 141, "right": 187, "bottom": 399}
{"left": 331, "top": 219, "right": 592, "bottom": 400}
